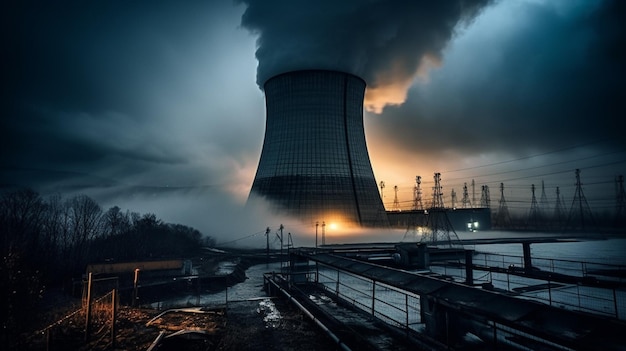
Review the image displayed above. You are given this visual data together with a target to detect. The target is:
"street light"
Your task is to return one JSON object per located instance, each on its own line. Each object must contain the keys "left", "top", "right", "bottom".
{"left": 315, "top": 221, "right": 319, "bottom": 248}
{"left": 322, "top": 221, "right": 326, "bottom": 246}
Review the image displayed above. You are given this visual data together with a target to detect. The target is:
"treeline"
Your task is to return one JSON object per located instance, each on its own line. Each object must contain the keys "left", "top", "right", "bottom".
{"left": 0, "top": 187, "right": 214, "bottom": 340}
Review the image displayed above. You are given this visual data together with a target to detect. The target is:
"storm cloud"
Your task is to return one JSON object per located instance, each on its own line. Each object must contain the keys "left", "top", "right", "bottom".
{"left": 1, "top": 0, "right": 624, "bottom": 238}
{"left": 238, "top": 0, "right": 492, "bottom": 113}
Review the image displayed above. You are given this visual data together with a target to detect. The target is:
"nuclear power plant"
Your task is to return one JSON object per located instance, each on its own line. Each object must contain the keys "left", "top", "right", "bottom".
{"left": 249, "top": 70, "right": 388, "bottom": 227}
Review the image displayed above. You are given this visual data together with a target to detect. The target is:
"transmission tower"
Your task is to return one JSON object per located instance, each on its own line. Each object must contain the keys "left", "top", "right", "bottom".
{"left": 420, "top": 172, "right": 459, "bottom": 246}
{"left": 431, "top": 173, "right": 445, "bottom": 209}
{"left": 565, "top": 169, "right": 595, "bottom": 231}
{"left": 471, "top": 179, "right": 476, "bottom": 209}
{"left": 539, "top": 180, "right": 550, "bottom": 216}
{"left": 379, "top": 181, "right": 385, "bottom": 204}
{"left": 421, "top": 208, "right": 460, "bottom": 247}
{"left": 553, "top": 186, "right": 566, "bottom": 228}
{"left": 480, "top": 185, "right": 491, "bottom": 208}
{"left": 413, "top": 176, "right": 424, "bottom": 210}
{"left": 495, "top": 183, "right": 511, "bottom": 227}
{"left": 450, "top": 189, "right": 457, "bottom": 209}
{"left": 527, "top": 184, "right": 542, "bottom": 229}
{"left": 405, "top": 176, "right": 428, "bottom": 241}
{"left": 461, "top": 182, "right": 471, "bottom": 208}
{"left": 392, "top": 185, "right": 400, "bottom": 211}
{"left": 615, "top": 175, "right": 625, "bottom": 226}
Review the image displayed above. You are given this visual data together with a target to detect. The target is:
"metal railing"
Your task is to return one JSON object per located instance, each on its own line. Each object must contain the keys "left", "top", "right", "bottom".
{"left": 316, "top": 266, "right": 423, "bottom": 333}
{"left": 430, "top": 252, "right": 626, "bottom": 320}
{"left": 288, "top": 260, "right": 582, "bottom": 350}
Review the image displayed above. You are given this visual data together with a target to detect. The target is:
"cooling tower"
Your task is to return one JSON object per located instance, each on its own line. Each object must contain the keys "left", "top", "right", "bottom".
{"left": 249, "top": 70, "right": 388, "bottom": 227}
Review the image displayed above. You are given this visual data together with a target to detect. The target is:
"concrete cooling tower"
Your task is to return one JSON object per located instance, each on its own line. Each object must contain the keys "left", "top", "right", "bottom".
{"left": 249, "top": 70, "right": 388, "bottom": 227}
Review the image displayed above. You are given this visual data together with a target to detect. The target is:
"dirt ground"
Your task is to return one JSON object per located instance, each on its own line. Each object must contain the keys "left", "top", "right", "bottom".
{"left": 23, "top": 298, "right": 339, "bottom": 351}
{"left": 215, "top": 299, "right": 339, "bottom": 351}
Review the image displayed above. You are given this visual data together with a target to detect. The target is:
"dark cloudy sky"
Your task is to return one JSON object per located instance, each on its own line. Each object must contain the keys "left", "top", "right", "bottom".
{"left": 1, "top": 0, "right": 625, "bottom": 242}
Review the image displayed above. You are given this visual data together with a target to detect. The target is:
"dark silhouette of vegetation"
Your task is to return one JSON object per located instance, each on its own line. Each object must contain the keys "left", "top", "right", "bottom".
{"left": 0, "top": 187, "right": 215, "bottom": 349}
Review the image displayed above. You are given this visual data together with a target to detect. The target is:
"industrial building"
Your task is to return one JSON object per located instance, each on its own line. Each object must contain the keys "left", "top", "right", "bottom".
{"left": 249, "top": 70, "right": 388, "bottom": 227}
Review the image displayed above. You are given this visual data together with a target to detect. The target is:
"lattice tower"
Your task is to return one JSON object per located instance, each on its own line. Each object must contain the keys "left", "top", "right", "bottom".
{"left": 480, "top": 185, "right": 491, "bottom": 208}
{"left": 420, "top": 208, "right": 460, "bottom": 247}
{"left": 471, "top": 179, "right": 476, "bottom": 209}
{"left": 566, "top": 169, "right": 596, "bottom": 231}
{"left": 392, "top": 185, "right": 400, "bottom": 211}
{"left": 451, "top": 189, "right": 457, "bottom": 209}
{"left": 413, "top": 176, "right": 423, "bottom": 210}
{"left": 539, "top": 180, "right": 550, "bottom": 216}
{"left": 495, "top": 182, "right": 512, "bottom": 227}
{"left": 553, "top": 186, "right": 566, "bottom": 227}
{"left": 461, "top": 182, "right": 471, "bottom": 208}
{"left": 527, "top": 184, "right": 542, "bottom": 228}
{"left": 431, "top": 173, "right": 445, "bottom": 209}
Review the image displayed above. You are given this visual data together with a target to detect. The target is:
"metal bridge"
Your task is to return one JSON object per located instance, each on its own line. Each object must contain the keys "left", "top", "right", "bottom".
{"left": 265, "top": 247, "right": 626, "bottom": 350}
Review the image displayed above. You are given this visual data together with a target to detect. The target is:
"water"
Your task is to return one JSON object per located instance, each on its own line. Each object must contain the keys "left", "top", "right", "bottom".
{"left": 454, "top": 230, "right": 626, "bottom": 265}
{"left": 150, "top": 262, "right": 282, "bottom": 309}
{"left": 151, "top": 231, "right": 626, "bottom": 319}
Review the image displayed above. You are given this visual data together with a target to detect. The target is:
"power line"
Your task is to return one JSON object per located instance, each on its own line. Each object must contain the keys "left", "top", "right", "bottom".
{"left": 442, "top": 139, "right": 615, "bottom": 174}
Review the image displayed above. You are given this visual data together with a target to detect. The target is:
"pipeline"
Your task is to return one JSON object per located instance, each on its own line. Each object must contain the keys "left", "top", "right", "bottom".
{"left": 264, "top": 274, "right": 352, "bottom": 351}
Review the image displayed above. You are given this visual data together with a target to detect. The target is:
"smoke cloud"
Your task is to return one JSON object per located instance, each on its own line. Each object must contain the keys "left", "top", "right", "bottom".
{"left": 238, "top": 0, "right": 491, "bottom": 113}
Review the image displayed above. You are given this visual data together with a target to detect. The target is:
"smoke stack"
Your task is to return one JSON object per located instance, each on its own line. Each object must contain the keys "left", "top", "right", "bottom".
{"left": 249, "top": 70, "right": 388, "bottom": 227}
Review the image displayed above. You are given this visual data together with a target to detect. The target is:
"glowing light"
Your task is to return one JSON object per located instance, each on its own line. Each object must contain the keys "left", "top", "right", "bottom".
{"left": 329, "top": 223, "right": 338, "bottom": 230}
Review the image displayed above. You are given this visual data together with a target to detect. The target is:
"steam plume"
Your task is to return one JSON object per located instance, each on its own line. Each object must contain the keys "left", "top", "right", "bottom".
{"left": 238, "top": 0, "right": 491, "bottom": 113}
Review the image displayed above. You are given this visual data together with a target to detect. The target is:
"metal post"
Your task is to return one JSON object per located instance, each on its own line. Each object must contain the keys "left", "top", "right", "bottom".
{"left": 279, "top": 224, "right": 284, "bottom": 260}
{"left": 316, "top": 262, "right": 319, "bottom": 283}
{"left": 46, "top": 328, "right": 52, "bottom": 351}
{"left": 371, "top": 281, "right": 376, "bottom": 316}
{"left": 265, "top": 227, "right": 270, "bottom": 263}
{"left": 465, "top": 250, "right": 474, "bottom": 285}
{"left": 405, "top": 294, "right": 409, "bottom": 333}
{"left": 614, "top": 288, "right": 619, "bottom": 319}
{"left": 445, "top": 310, "right": 450, "bottom": 349}
{"left": 315, "top": 221, "right": 319, "bottom": 248}
{"left": 507, "top": 271, "right": 510, "bottom": 291}
{"left": 133, "top": 268, "right": 139, "bottom": 307}
{"left": 548, "top": 278, "right": 552, "bottom": 305}
{"left": 84, "top": 272, "right": 92, "bottom": 342}
{"left": 111, "top": 289, "right": 117, "bottom": 348}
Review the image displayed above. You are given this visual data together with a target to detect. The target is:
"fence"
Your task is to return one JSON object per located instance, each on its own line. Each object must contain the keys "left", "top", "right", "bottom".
{"left": 295, "top": 260, "right": 582, "bottom": 350}
{"left": 316, "top": 266, "right": 423, "bottom": 333}
{"left": 33, "top": 274, "right": 119, "bottom": 350}
{"left": 429, "top": 252, "right": 626, "bottom": 320}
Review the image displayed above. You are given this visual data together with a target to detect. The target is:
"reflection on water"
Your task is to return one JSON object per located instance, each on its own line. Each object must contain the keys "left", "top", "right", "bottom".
{"left": 457, "top": 231, "right": 626, "bottom": 265}
{"left": 150, "top": 262, "right": 282, "bottom": 309}
{"left": 151, "top": 231, "right": 625, "bottom": 310}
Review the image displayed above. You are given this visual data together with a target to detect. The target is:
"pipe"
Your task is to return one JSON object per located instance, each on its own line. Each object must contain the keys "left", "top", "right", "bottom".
{"left": 146, "top": 331, "right": 166, "bottom": 351}
{"left": 265, "top": 276, "right": 352, "bottom": 351}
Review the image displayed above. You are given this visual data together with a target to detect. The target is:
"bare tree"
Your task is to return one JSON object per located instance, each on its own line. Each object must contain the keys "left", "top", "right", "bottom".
{"left": 66, "top": 194, "right": 103, "bottom": 272}
{"left": 102, "top": 205, "right": 131, "bottom": 238}
{"left": 0, "top": 188, "right": 45, "bottom": 255}
{"left": 0, "top": 189, "right": 46, "bottom": 345}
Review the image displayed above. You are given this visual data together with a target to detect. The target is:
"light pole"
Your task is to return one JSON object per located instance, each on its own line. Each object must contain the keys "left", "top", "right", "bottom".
{"left": 322, "top": 221, "right": 326, "bottom": 246}
{"left": 315, "top": 221, "right": 319, "bottom": 248}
